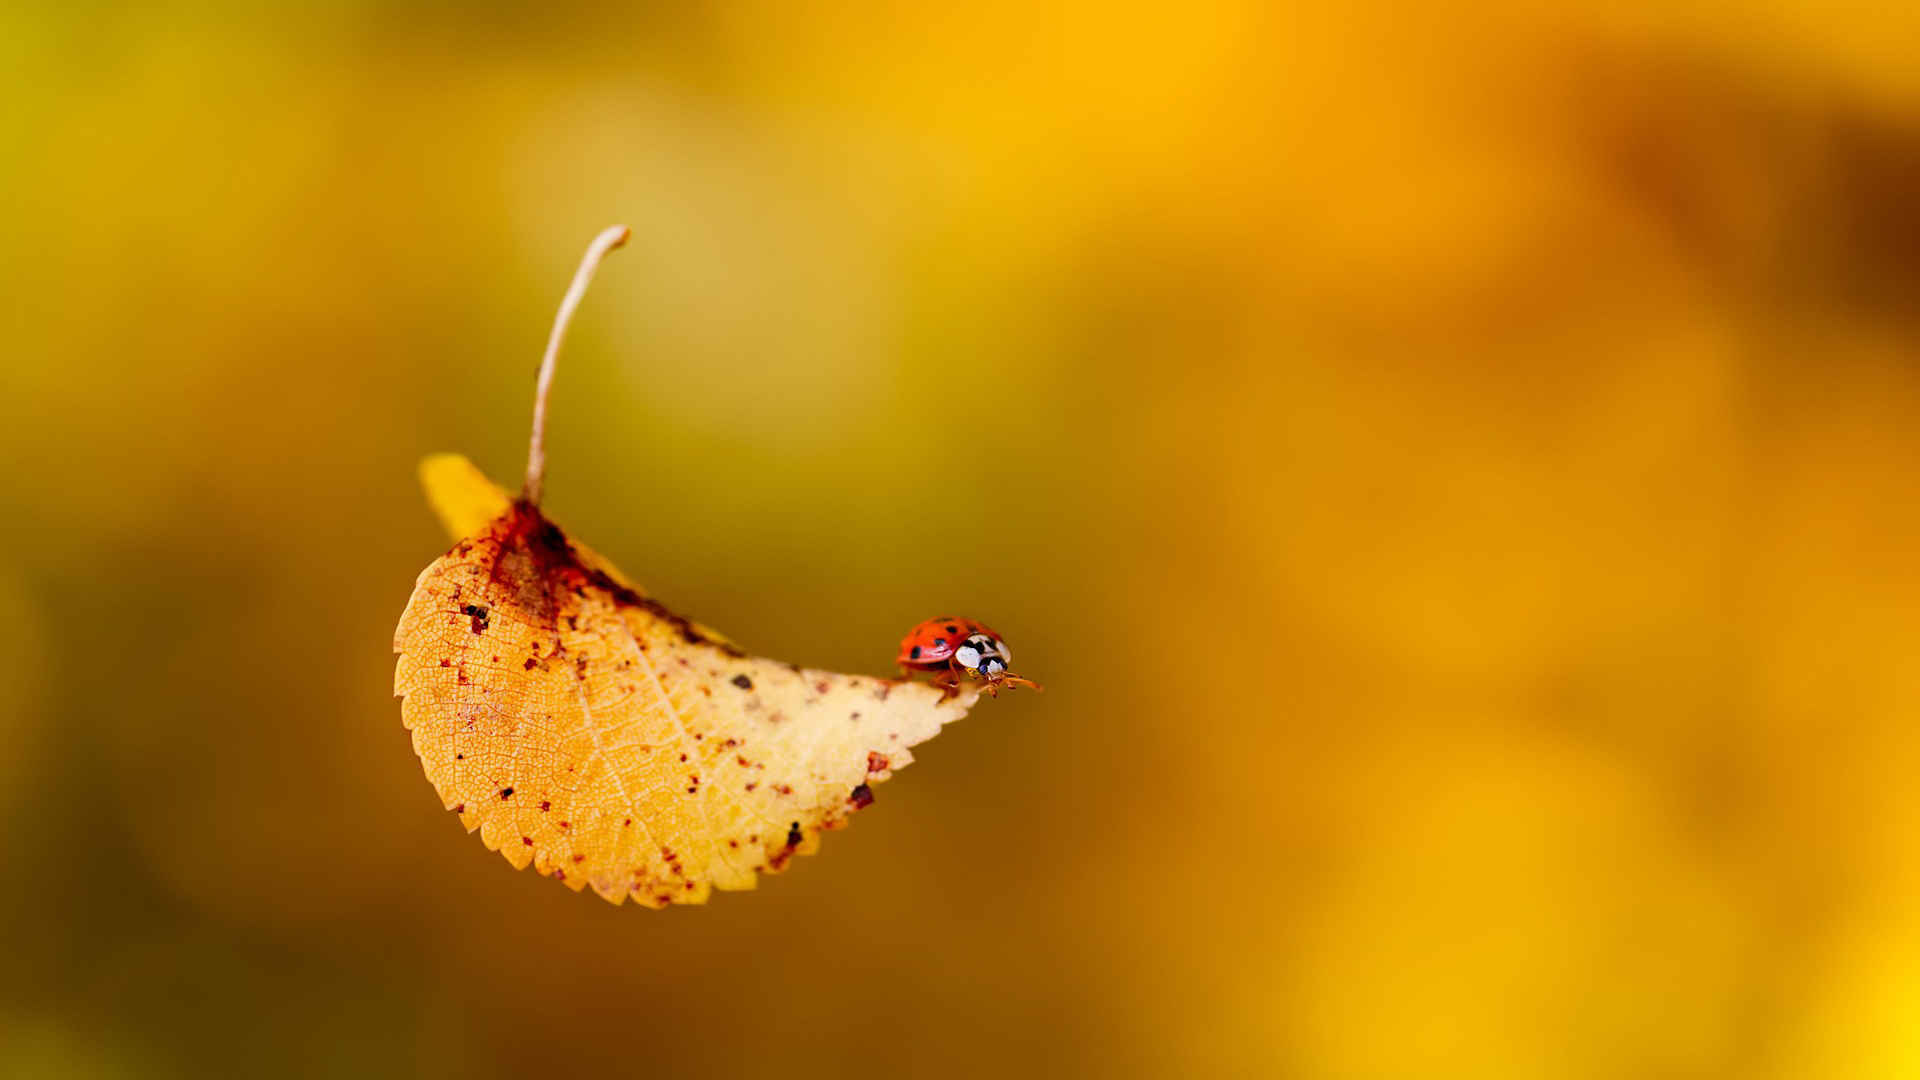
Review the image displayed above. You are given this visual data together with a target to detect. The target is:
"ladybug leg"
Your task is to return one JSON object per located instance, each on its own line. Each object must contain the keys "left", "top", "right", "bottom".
{"left": 929, "top": 665, "right": 963, "bottom": 702}
{"left": 992, "top": 672, "right": 1045, "bottom": 694}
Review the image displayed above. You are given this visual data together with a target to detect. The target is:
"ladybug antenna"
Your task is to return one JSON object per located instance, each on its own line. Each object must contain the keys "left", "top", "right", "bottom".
{"left": 523, "top": 224, "right": 631, "bottom": 506}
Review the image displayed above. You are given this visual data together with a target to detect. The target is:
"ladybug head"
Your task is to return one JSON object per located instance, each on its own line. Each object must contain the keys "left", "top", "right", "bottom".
{"left": 951, "top": 633, "right": 1011, "bottom": 678}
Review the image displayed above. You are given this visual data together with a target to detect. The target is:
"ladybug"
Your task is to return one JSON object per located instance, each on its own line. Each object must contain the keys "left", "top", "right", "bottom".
{"left": 896, "top": 616, "right": 1042, "bottom": 699}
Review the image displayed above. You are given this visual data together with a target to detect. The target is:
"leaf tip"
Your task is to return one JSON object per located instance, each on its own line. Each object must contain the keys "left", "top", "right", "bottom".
{"left": 419, "top": 453, "right": 512, "bottom": 541}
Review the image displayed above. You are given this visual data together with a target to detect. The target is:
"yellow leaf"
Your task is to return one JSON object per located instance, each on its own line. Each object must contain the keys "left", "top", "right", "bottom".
{"left": 393, "top": 458, "right": 980, "bottom": 906}
{"left": 418, "top": 452, "right": 511, "bottom": 542}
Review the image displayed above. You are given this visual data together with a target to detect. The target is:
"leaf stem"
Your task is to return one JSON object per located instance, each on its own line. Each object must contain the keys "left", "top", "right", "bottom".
{"left": 523, "top": 224, "right": 631, "bottom": 506}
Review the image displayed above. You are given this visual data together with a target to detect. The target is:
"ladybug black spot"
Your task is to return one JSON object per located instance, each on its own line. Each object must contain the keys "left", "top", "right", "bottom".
{"left": 910, "top": 646, "right": 922, "bottom": 659}
{"left": 945, "top": 624, "right": 959, "bottom": 634}
{"left": 934, "top": 638, "right": 946, "bottom": 648}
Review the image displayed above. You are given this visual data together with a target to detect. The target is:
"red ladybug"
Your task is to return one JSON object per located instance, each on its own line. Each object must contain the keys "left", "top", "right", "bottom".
{"left": 897, "top": 616, "right": 1041, "bottom": 699}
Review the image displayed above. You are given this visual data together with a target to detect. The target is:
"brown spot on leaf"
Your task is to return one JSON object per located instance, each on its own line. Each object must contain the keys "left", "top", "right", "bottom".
{"left": 512, "top": 508, "right": 745, "bottom": 656}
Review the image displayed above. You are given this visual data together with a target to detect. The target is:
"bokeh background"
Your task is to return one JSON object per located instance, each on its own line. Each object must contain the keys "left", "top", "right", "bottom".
{"left": 6, "top": 2, "right": 1920, "bottom": 1077}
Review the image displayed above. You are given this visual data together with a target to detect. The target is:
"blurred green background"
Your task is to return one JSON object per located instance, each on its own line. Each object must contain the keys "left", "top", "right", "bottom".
{"left": 7, "top": 2, "right": 1920, "bottom": 1077}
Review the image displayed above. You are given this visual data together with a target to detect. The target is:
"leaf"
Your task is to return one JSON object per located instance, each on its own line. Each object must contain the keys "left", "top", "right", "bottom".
{"left": 393, "top": 456, "right": 981, "bottom": 906}
{"left": 419, "top": 452, "right": 511, "bottom": 542}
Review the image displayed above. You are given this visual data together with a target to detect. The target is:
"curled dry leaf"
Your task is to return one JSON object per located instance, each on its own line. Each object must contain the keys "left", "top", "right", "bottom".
{"left": 395, "top": 455, "right": 980, "bottom": 906}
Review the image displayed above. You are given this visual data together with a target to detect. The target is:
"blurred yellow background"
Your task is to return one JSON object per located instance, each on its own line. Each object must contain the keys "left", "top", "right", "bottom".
{"left": 6, "top": 2, "right": 1920, "bottom": 1077}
